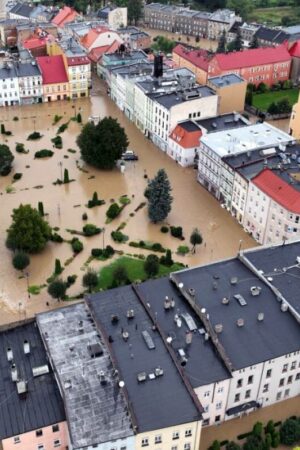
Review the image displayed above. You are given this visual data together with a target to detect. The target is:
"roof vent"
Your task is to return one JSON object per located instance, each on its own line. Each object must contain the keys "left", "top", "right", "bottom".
{"left": 122, "top": 331, "right": 129, "bottom": 342}
{"left": 281, "top": 302, "right": 288, "bottom": 312}
{"left": 154, "top": 366, "right": 164, "bottom": 377}
{"left": 250, "top": 286, "right": 261, "bottom": 296}
{"left": 257, "top": 312, "right": 264, "bottom": 322}
{"left": 99, "top": 370, "right": 107, "bottom": 385}
{"left": 236, "top": 318, "right": 245, "bottom": 327}
{"left": 6, "top": 347, "right": 13, "bottom": 362}
{"left": 64, "top": 379, "right": 72, "bottom": 389}
{"left": 267, "top": 277, "right": 273, "bottom": 282}
{"left": 296, "top": 256, "right": 300, "bottom": 264}
{"left": 230, "top": 277, "right": 238, "bottom": 285}
{"left": 174, "top": 314, "right": 182, "bottom": 328}
{"left": 88, "top": 343, "right": 103, "bottom": 358}
{"left": 212, "top": 281, "right": 218, "bottom": 290}
{"left": 164, "top": 296, "right": 172, "bottom": 310}
{"left": 181, "top": 312, "right": 197, "bottom": 331}
{"left": 16, "top": 380, "right": 27, "bottom": 396}
{"left": 32, "top": 364, "right": 50, "bottom": 377}
{"left": 23, "top": 340, "right": 30, "bottom": 355}
{"left": 204, "top": 332, "right": 209, "bottom": 341}
{"left": 137, "top": 372, "right": 147, "bottom": 382}
{"left": 234, "top": 294, "right": 247, "bottom": 306}
{"left": 127, "top": 309, "right": 134, "bottom": 319}
{"left": 78, "top": 320, "right": 84, "bottom": 333}
{"left": 222, "top": 297, "right": 230, "bottom": 305}
{"left": 178, "top": 348, "right": 187, "bottom": 366}
{"left": 188, "top": 287, "right": 195, "bottom": 296}
{"left": 185, "top": 330, "right": 193, "bottom": 345}
{"left": 214, "top": 323, "right": 223, "bottom": 333}
{"left": 142, "top": 330, "right": 155, "bottom": 349}
{"left": 111, "top": 315, "right": 119, "bottom": 324}
{"left": 11, "top": 363, "right": 18, "bottom": 382}
{"left": 166, "top": 336, "right": 173, "bottom": 344}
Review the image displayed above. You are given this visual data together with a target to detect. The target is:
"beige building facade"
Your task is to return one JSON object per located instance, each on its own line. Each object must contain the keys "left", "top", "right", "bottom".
{"left": 289, "top": 91, "right": 300, "bottom": 140}
{"left": 207, "top": 73, "right": 247, "bottom": 114}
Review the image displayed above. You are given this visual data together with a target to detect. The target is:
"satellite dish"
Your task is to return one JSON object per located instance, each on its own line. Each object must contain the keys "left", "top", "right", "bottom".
{"left": 119, "top": 380, "right": 125, "bottom": 388}
{"left": 178, "top": 282, "right": 184, "bottom": 289}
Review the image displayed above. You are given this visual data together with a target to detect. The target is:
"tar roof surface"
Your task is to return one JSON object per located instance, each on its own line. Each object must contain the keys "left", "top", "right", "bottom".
{"left": 208, "top": 73, "right": 244, "bottom": 87}
{"left": 244, "top": 240, "right": 300, "bottom": 316}
{"left": 173, "top": 258, "right": 300, "bottom": 369}
{"left": 149, "top": 86, "right": 215, "bottom": 109}
{"left": 135, "top": 279, "right": 230, "bottom": 387}
{"left": 196, "top": 113, "right": 248, "bottom": 133}
{"left": 0, "top": 321, "right": 65, "bottom": 440}
{"left": 37, "top": 304, "right": 133, "bottom": 449}
{"left": 87, "top": 286, "right": 202, "bottom": 433}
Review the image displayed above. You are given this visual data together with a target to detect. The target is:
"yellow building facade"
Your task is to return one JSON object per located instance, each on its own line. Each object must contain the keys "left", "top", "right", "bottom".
{"left": 289, "top": 91, "right": 300, "bottom": 140}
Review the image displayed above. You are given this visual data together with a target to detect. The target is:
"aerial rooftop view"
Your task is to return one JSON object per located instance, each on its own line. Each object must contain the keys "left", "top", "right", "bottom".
{"left": 0, "top": 0, "right": 299, "bottom": 449}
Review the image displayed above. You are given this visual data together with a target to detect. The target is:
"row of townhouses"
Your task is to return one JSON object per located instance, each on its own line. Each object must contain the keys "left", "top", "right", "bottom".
{"left": 0, "top": 240, "right": 299, "bottom": 450}
{"left": 144, "top": 3, "right": 241, "bottom": 40}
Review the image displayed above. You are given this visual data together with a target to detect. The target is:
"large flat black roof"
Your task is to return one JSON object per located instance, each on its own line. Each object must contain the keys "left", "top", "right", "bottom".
{"left": 0, "top": 321, "right": 65, "bottom": 440}
{"left": 173, "top": 257, "right": 300, "bottom": 370}
{"left": 87, "top": 286, "right": 202, "bottom": 433}
{"left": 196, "top": 113, "right": 248, "bottom": 133}
{"left": 244, "top": 240, "right": 300, "bottom": 316}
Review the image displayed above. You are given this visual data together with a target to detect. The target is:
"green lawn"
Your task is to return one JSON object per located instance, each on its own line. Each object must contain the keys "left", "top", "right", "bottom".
{"left": 97, "top": 256, "right": 184, "bottom": 290}
{"left": 252, "top": 88, "right": 299, "bottom": 112}
{"left": 249, "top": 6, "right": 296, "bottom": 25}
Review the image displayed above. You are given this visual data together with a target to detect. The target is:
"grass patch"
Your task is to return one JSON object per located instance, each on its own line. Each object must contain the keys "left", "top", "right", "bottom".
{"left": 28, "top": 285, "right": 43, "bottom": 295}
{"left": 252, "top": 88, "right": 299, "bottom": 111}
{"left": 97, "top": 256, "right": 182, "bottom": 290}
{"left": 249, "top": 6, "right": 296, "bottom": 25}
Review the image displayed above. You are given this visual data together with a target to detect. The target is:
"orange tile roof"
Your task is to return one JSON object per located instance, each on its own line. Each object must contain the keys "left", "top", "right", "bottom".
{"left": 169, "top": 123, "right": 202, "bottom": 149}
{"left": 88, "top": 40, "right": 119, "bottom": 62}
{"left": 81, "top": 27, "right": 109, "bottom": 49}
{"left": 52, "top": 6, "right": 79, "bottom": 27}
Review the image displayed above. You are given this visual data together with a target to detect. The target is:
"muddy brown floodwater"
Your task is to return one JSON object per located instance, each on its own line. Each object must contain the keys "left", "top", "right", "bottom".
{"left": 0, "top": 79, "right": 255, "bottom": 324}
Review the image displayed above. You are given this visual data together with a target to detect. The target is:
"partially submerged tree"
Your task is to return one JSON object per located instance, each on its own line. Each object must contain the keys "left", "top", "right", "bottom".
{"left": 190, "top": 228, "right": 203, "bottom": 253}
{"left": 144, "top": 169, "right": 173, "bottom": 223}
{"left": 47, "top": 279, "right": 67, "bottom": 301}
{"left": 0, "top": 144, "right": 14, "bottom": 176}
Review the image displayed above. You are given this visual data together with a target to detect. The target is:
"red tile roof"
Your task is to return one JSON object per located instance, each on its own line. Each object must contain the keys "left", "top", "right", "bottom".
{"left": 252, "top": 168, "right": 300, "bottom": 214}
{"left": 215, "top": 45, "right": 291, "bottom": 70}
{"left": 67, "top": 55, "right": 90, "bottom": 66}
{"left": 36, "top": 55, "right": 68, "bottom": 84}
{"left": 23, "top": 33, "right": 54, "bottom": 50}
{"left": 52, "top": 6, "right": 79, "bottom": 27}
{"left": 81, "top": 27, "right": 110, "bottom": 49}
{"left": 169, "top": 123, "right": 202, "bottom": 148}
{"left": 289, "top": 40, "right": 300, "bottom": 58}
{"left": 88, "top": 40, "right": 120, "bottom": 63}
{"left": 173, "top": 44, "right": 210, "bottom": 71}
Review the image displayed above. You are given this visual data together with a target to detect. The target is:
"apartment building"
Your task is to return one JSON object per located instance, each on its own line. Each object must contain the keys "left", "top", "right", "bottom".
{"left": 207, "top": 9, "right": 241, "bottom": 40}
{"left": 173, "top": 44, "right": 292, "bottom": 87}
{"left": 17, "top": 61, "right": 43, "bottom": 104}
{"left": 289, "top": 90, "right": 300, "bottom": 139}
{"left": 207, "top": 74, "right": 247, "bottom": 114}
{"left": 144, "top": 3, "right": 184, "bottom": 32}
{"left": 99, "top": 48, "right": 147, "bottom": 81}
{"left": 0, "top": 320, "right": 68, "bottom": 450}
{"left": 254, "top": 26, "right": 289, "bottom": 47}
{"left": 118, "top": 26, "right": 151, "bottom": 50}
{"left": 51, "top": 6, "right": 79, "bottom": 28}
{"left": 97, "top": 5, "right": 127, "bottom": 29}
{"left": 289, "top": 40, "right": 300, "bottom": 84}
{"left": 167, "top": 112, "right": 249, "bottom": 167}
{"left": 0, "top": 64, "right": 20, "bottom": 106}
{"left": 197, "top": 123, "right": 293, "bottom": 207}
{"left": 37, "top": 55, "right": 69, "bottom": 101}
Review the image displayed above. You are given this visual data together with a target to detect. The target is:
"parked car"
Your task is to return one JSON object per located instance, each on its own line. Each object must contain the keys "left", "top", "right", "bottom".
{"left": 121, "top": 150, "right": 139, "bottom": 161}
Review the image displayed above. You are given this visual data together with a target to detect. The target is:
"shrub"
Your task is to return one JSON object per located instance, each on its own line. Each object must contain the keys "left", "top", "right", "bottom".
{"left": 54, "top": 258, "right": 63, "bottom": 275}
{"left": 47, "top": 279, "right": 67, "bottom": 301}
{"left": 82, "top": 224, "right": 101, "bottom": 236}
{"left": 13, "top": 173, "right": 22, "bottom": 181}
{"left": 208, "top": 440, "right": 221, "bottom": 450}
{"left": 271, "top": 432, "right": 280, "bottom": 448}
{"left": 12, "top": 252, "right": 30, "bottom": 271}
{"left": 152, "top": 242, "right": 165, "bottom": 252}
{"left": 225, "top": 442, "right": 240, "bottom": 450}
{"left": 87, "top": 191, "right": 105, "bottom": 208}
{"left": 66, "top": 274, "right": 77, "bottom": 286}
{"left": 144, "top": 254, "right": 159, "bottom": 277}
{"left": 277, "top": 97, "right": 292, "bottom": 114}
{"left": 77, "top": 113, "right": 82, "bottom": 123}
{"left": 16, "top": 143, "right": 27, "bottom": 154}
{"left": 119, "top": 195, "right": 130, "bottom": 205}
{"left": 160, "top": 226, "right": 169, "bottom": 233}
{"left": 257, "top": 82, "right": 268, "bottom": 93}
{"left": 280, "top": 418, "right": 300, "bottom": 446}
{"left": 170, "top": 226, "right": 183, "bottom": 239}
{"left": 51, "top": 233, "right": 63, "bottom": 243}
{"left": 91, "top": 248, "right": 103, "bottom": 257}
{"left": 53, "top": 114, "right": 62, "bottom": 124}
{"left": 57, "top": 123, "right": 68, "bottom": 134}
{"left": 253, "top": 422, "right": 263, "bottom": 437}
{"left": 35, "top": 149, "right": 54, "bottom": 158}
{"left": 177, "top": 245, "right": 189, "bottom": 255}
{"left": 27, "top": 131, "right": 42, "bottom": 140}
{"left": 82, "top": 212, "right": 88, "bottom": 220}
{"left": 160, "top": 249, "right": 173, "bottom": 267}
{"left": 112, "top": 265, "right": 129, "bottom": 287}
{"left": 82, "top": 269, "right": 98, "bottom": 292}
{"left": 0, "top": 144, "right": 14, "bottom": 176}
{"left": 111, "top": 230, "right": 128, "bottom": 242}
{"left": 63, "top": 168, "right": 70, "bottom": 183}
{"left": 106, "top": 203, "right": 121, "bottom": 220}
{"left": 71, "top": 238, "right": 83, "bottom": 253}
{"left": 51, "top": 136, "right": 63, "bottom": 149}
{"left": 104, "top": 245, "right": 114, "bottom": 257}
{"left": 139, "top": 240, "right": 145, "bottom": 247}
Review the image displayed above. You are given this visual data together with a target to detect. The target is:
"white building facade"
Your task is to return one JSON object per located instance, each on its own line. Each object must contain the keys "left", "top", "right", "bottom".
{"left": 0, "top": 65, "right": 20, "bottom": 106}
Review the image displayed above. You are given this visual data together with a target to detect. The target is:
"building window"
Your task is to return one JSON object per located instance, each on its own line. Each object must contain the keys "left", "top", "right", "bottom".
{"left": 217, "top": 387, "right": 223, "bottom": 393}
{"left": 14, "top": 437, "right": 20, "bottom": 444}
{"left": 283, "top": 364, "right": 288, "bottom": 373}
{"left": 263, "top": 384, "right": 269, "bottom": 393}
{"left": 185, "top": 430, "right": 192, "bottom": 437}
{"left": 203, "top": 419, "right": 210, "bottom": 426}
{"left": 287, "top": 375, "right": 293, "bottom": 384}
{"left": 37, "top": 446, "right": 44, "bottom": 450}
{"left": 155, "top": 435, "right": 162, "bottom": 444}
{"left": 248, "top": 375, "right": 253, "bottom": 384}
{"left": 266, "top": 369, "right": 272, "bottom": 378}
{"left": 52, "top": 424, "right": 59, "bottom": 433}
{"left": 284, "top": 389, "right": 290, "bottom": 397}
{"left": 172, "top": 431, "right": 180, "bottom": 440}
{"left": 171, "top": 447, "right": 178, "bottom": 450}
{"left": 245, "top": 390, "right": 251, "bottom": 399}
{"left": 204, "top": 391, "right": 210, "bottom": 397}
{"left": 276, "top": 392, "right": 282, "bottom": 401}
{"left": 54, "top": 440, "right": 61, "bottom": 448}
{"left": 184, "top": 444, "right": 191, "bottom": 450}
{"left": 237, "top": 379, "right": 243, "bottom": 388}
{"left": 141, "top": 438, "right": 149, "bottom": 447}
{"left": 36, "top": 430, "right": 43, "bottom": 437}
{"left": 234, "top": 393, "right": 240, "bottom": 402}
{"left": 279, "top": 378, "right": 284, "bottom": 387}
{"left": 291, "top": 361, "right": 297, "bottom": 370}
{"left": 216, "top": 402, "right": 222, "bottom": 410}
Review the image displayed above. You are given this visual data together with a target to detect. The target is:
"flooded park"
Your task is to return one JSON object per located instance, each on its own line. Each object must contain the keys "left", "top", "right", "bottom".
{"left": 0, "top": 80, "right": 256, "bottom": 323}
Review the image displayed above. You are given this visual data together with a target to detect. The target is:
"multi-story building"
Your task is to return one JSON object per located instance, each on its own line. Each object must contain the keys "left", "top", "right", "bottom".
{"left": 51, "top": 6, "right": 80, "bottom": 28}
{"left": 207, "top": 9, "right": 241, "bottom": 40}
{"left": 207, "top": 74, "right": 247, "bottom": 114}
{"left": 80, "top": 26, "right": 123, "bottom": 52}
{"left": 197, "top": 123, "right": 293, "bottom": 207}
{"left": 173, "top": 44, "right": 292, "bottom": 87}
{"left": 37, "top": 55, "right": 69, "bottom": 101}
{"left": 144, "top": 3, "right": 185, "bottom": 32}
{"left": 0, "top": 63, "right": 20, "bottom": 106}
{"left": 167, "top": 112, "right": 249, "bottom": 167}
{"left": 0, "top": 320, "right": 68, "bottom": 450}
{"left": 118, "top": 26, "right": 151, "bottom": 50}
{"left": 98, "top": 48, "right": 147, "bottom": 81}
{"left": 289, "top": 40, "right": 300, "bottom": 84}
{"left": 238, "top": 23, "right": 259, "bottom": 47}
{"left": 97, "top": 5, "right": 127, "bottom": 29}
{"left": 8, "top": 2, "right": 34, "bottom": 20}
{"left": 254, "top": 26, "right": 290, "bottom": 47}
{"left": 243, "top": 163, "right": 300, "bottom": 245}
{"left": 289, "top": 90, "right": 300, "bottom": 139}
{"left": 17, "top": 61, "right": 43, "bottom": 104}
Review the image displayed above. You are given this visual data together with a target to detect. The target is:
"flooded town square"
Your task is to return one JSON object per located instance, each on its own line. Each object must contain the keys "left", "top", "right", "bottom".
{"left": 0, "top": 81, "right": 256, "bottom": 324}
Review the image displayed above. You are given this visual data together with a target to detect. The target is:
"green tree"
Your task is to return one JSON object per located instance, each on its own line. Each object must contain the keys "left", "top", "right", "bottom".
{"left": 249, "top": 34, "right": 259, "bottom": 49}
{"left": 128, "top": 0, "right": 143, "bottom": 25}
{"left": 54, "top": 258, "right": 63, "bottom": 275}
{"left": 226, "top": 0, "right": 254, "bottom": 19}
{"left": 77, "top": 117, "right": 128, "bottom": 170}
{"left": 160, "top": 249, "right": 173, "bottom": 266}
{"left": 38, "top": 201, "right": 44, "bottom": 217}
{"left": 277, "top": 97, "right": 292, "bottom": 114}
{"left": 229, "top": 28, "right": 243, "bottom": 52}
{"left": 152, "top": 35, "right": 176, "bottom": 53}
{"left": 6, "top": 204, "right": 52, "bottom": 253}
{"left": 226, "top": 442, "right": 240, "bottom": 450}
{"left": 265, "top": 420, "right": 275, "bottom": 437}
{"left": 280, "top": 418, "right": 300, "bottom": 446}
{"left": 47, "top": 279, "right": 67, "bottom": 301}
{"left": 144, "top": 254, "right": 160, "bottom": 278}
{"left": 267, "top": 102, "right": 279, "bottom": 115}
{"left": 12, "top": 252, "right": 30, "bottom": 271}
{"left": 64, "top": 168, "right": 69, "bottom": 183}
{"left": 209, "top": 441, "right": 221, "bottom": 450}
{"left": 144, "top": 169, "right": 173, "bottom": 223}
{"left": 112, "top": 265, "right": 128, "bottom": 286}
{"left": 106, "top": 203, "right": 121, "bottom": 220}
{"left": 243, "top": 435, "right": 264, "bottom": 450}
{"left": 0, "top": 144, "right": 14, "bottom": 176}
{"left": 271, "top": 432, "right": 280, "bottom": 448}
{"left": 82, "top": 269, "right": 98, "bottom": 293}
{"left": 217, "top": 30, "right": 226, "bottom": 53}
{"left": 253, "top": 422, "right": 263, "bottom": 437}
{"left": 190, "top": 228, "right": 203, "bottom": 253}
{"left": 264, "top": 433, "right": 272, "bottom": 450}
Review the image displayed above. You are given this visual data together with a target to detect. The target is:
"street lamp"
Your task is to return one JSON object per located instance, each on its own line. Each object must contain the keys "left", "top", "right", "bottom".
{"left": 58, "top": 161, "right": 63, "bottom": 182}
{"left": 102, "top": 227, "right": 105, "bottom": 250}
{"left": 25, "top": 272, "right": 30, "bottom": 300}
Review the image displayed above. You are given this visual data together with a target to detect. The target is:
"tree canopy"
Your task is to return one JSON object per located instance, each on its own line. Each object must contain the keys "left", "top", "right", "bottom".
{"left": 12, "top": 252, "right": 30, "bottom": 271}
{"left": 144, "top": 254, "right": 160, "bottom": 277}
{"left": 144, "top": 169, "right": 173, "bottom": 223}
{"left": 82, "top": 269, "right": 98, "bottom": 293}
{"left": 128, "top": 0, "right": 143, "bottom": 24}
{"left": 190, "top": 228, "right": 203, "bottom": 253}
{"left": 77, "top": 117, "right": 128, "bottom": 170}
{"left": 0, "top": 145, "right": 14, "bottom": 176}
{"left": 216, "top": 30, "right": 226, "bottom": 53}
{"left": 6, "top": 204, "right": 52, "bottom": 253}
{"left": 48, "top": 279, "right": 67, "bottom": 301}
